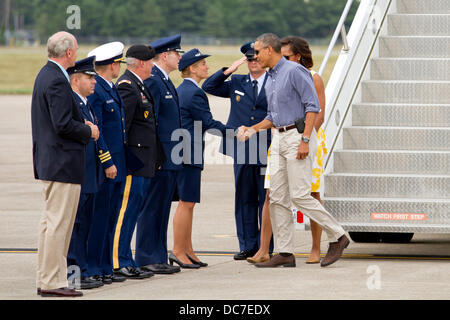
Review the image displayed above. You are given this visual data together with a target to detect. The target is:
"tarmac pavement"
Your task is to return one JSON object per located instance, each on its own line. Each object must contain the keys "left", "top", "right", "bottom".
{"left": 0, "top": 95, "right": 449, "bottom": 301}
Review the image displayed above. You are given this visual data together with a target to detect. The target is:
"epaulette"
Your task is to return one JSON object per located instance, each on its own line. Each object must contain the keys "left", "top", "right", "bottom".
{"left": 117, "top": 80, "right": 132, "bottom": 86}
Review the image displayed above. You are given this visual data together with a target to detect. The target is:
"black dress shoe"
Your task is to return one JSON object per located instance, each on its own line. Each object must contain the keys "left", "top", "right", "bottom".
{"left": 186, "top": 254, "right": 208, "bottom": 267}
{"left": 169, "top": 253, "right": 200, "bottom": 269}
{"left": 141, "top": 263, "right": 180, "bottom": 274}
{"left": 91, "top": 275, "right": 112, "bottom": 285}
{"left": 114, "top": 266, "right": 154, "bottom": 279}
{"left": 103, "top": 274, "right": 127, "bottom": 283}
{"left": 234, "top": 250, "right": 257, "bottom": 260}
{"left": 69, "top": 277, "right": 104, "bottom": 290}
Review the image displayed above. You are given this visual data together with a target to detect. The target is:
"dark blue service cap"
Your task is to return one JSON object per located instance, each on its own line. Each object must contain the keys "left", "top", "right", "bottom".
{"left": 178, "top": 48, "right": 210, "bottom": 71}
{"left": 67, "top": 56, "right": 97, "bottom": 76}
{"left": 240, "top": 41, "right": 255, "bottom": 59}
{"left": 150, "top": 34, "right": 184, "bottom": 55}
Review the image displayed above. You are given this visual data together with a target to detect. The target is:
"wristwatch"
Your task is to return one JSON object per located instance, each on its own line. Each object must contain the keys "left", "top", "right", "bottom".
{"left": 301, "top": 136, "right": 310, "bottom": 143}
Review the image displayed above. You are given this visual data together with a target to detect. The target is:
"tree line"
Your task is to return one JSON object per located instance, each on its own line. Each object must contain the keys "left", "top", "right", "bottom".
{"left": 3, "top": 0, "right": 358, "bottom": 43}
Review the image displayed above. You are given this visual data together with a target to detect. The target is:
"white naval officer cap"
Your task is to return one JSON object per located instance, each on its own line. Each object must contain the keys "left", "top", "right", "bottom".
{"left": 88, "top": 41, "right": 125, "bottom": 66}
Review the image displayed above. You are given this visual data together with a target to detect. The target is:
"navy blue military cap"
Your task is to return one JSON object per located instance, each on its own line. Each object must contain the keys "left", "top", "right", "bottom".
{"left": 67, "top": 56, "right": 97, "bottom": 76}
{"left": 178, "top": 48, "right": 210, "bottom": 71}
{"left": 150, "top": 34, "right": 184, "bottom": 55}
{"left": 240, "top": 41, "right": 256, "bottom": 60}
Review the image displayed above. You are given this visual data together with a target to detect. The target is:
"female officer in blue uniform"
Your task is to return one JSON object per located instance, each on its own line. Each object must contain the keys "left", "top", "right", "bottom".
{"left": 170, "top": 49, "right": 234, "bottom": 268}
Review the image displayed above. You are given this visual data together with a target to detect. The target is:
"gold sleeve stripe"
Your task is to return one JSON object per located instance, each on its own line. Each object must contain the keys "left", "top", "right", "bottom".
{"left": 99, "top": 152, "right": 111, "bottom": 160}
{"left": 100, "top": 156, "right": 112, "bottom": 163}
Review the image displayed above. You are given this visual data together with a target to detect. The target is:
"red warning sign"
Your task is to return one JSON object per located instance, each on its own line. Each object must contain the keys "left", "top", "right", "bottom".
{"left": 371, "top": 213, "right": 427, "bottom": 221}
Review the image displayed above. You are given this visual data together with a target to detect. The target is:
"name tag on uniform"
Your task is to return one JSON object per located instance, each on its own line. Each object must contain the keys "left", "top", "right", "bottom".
{"left": 106, "top": 99, "right": 114, "bottom": 104}
{"left": 165, "top": 95, "right": 173, "bottom": 99}
{"left": 235, "top": 90, "right": 245, "bottom": 96}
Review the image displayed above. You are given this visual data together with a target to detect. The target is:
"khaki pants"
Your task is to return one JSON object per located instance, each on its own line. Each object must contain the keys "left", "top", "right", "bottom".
{"left": 269, "top": 129, "right": 345, "bottom": 254}
{"left": 36, "top": 181, "right": 81, "bottom": 290}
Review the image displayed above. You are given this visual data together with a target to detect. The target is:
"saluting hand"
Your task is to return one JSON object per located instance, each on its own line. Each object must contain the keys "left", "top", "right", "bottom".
{"left": 85, "top": 120, "right": 99, "bottom": 141}
{"left": 224, "top": 57, "right": 248, "bottom": 76}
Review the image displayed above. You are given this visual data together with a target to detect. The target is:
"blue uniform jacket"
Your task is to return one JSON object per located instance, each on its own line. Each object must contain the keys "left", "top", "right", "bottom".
{"left": 202, "top": 68, "right": 271, "bottom": 166}
{"left": 143, "top": 66, "right": 182, "bottom": 171}
{"left": 73, "top": 93, "right": 104, "bottom": 193}
{"left": 177, "top": 79, "right": 232, "bottom": 170}
{"left": 87, "top": 76, "right": 127, "bottom": 182}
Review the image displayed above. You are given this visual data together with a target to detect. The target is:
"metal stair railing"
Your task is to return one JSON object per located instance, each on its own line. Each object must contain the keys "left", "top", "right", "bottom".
{"left": 321, "top": 0, "right": 393, "bottom": 176}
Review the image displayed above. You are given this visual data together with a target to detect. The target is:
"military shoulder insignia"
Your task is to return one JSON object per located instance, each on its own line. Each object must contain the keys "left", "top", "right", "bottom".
{"left": 118, "top": 80, "right": 132, "bottom": 86}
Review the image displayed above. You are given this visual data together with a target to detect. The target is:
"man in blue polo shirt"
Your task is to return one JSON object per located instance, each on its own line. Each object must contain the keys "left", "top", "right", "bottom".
{"left": 240, "top": 33, "right": 349, "bottom": 268}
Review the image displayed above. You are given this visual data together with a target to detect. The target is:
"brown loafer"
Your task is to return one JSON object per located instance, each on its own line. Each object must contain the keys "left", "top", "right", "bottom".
{"left": 40, "top": 287, "right": 83, "bottom": 297}
{"left": 255, "top": 254, "right": 296, "bottom": 268}
{"left": 321, "top": 235, "right": 350, "bottom": 267}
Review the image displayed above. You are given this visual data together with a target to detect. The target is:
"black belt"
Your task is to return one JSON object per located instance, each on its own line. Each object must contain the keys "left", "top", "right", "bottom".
{"left": 277, "top": 124, "right": 297, "bottom": 132}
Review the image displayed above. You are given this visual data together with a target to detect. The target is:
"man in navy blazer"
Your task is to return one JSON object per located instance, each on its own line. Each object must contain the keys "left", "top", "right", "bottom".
{"left": 136, "top": 35, "right": 185, "bottom": 275}
{"left": 32, "top": 32, "right": 98, "bottom": 298}
{"left": 66, "top": 56, "right": 105, "bottom": 290}
{"left": 202, "top": 42, "right": 272, "bottom": 260}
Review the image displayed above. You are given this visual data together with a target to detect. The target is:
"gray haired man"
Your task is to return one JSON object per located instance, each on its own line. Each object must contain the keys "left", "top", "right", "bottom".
{"left": 239, "top": 33, "right": 349, "bottom": 268}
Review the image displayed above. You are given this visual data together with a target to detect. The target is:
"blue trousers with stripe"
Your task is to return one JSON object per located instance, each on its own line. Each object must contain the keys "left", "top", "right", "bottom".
{"left": 112, "top": 175, "right": 151, "bottom": 269}
{"left": 234, "top": 164, "right": 271, "bottom": 253}
{"left": 135, "top": 170, "right": 178, "bottom": 266}
{"left": 87, "top": 179, "right": 124, "bottom": 276}
{"left": 67, "top": 192, "right": 95, "bottom": 279}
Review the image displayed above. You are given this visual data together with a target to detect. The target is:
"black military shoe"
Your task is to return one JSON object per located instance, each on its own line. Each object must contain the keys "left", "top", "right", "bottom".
{"left": 141, "top": 263, "right": 180, "bottom": 274}
{"left": 234, "top": 250, "right": 257, "bottom": 260}
{"left": 114, "top": 266, "right": 154, "bottom": 279}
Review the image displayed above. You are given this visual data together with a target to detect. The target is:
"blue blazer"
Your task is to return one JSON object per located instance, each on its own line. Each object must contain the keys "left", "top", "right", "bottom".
{"left": 202, "top": 68, "right": 271, "bottom": 166}
{"left": 87, "top": 76, "right": 127, "bottom": 182}
{"left": 73, "top": 93, "right": 104, "bottom": 193}
{"left": 177, "top": 79, "right": 232, "bottom": 170}
{"left": 143, "top": 66, "right": 182, "bottom": 171}
{"left": 31, "top": 61, "right": 91, "bottom": 184}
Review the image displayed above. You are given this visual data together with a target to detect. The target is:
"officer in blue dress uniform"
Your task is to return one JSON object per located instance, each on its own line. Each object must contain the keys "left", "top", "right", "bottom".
{"left": 112, "top": 45, "right": 166, "bottom": 279}
{"left": 136, "top": 35, "right": 185, "bottom": 274}
{"left": 202, "top": 42, "right": 272, "bottom": 260}
{"left": 86, "top": 42, "right": 127, "bottom": 284}
{"left": 169, "top": 49, "right": 234, "bottom": 268}
{"left": 66, "top": 56, "right": 104, "bottom": 290}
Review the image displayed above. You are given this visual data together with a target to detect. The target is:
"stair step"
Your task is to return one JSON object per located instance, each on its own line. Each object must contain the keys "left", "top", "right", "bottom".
{"left": 371, "top": 58, "right": 450, "bottom": 80}
{"left": 343, "top": 126, "right": 450, "bottom": 151}
{"left": 397, "top": 0, "right": 450, "bottom": 14}
{"left": 388, "top": 14, "right": 450, "bottom": 36}
{"left": 333, "top": 150, "right": 450, "bottom": 175}
{"left": 352, "top": 103, "right": 450, "bottom": 127}
{"left": 361, "top": 80, "right": 450, "bottom": 103}
{"left": 324, "top": 174, "right": 450, "bottom": 199}
{"left": 379, "top": 36, "right": 450, "bottom": 58}
{"left": 323, "top": 197, "right": 450, "bottom": 226}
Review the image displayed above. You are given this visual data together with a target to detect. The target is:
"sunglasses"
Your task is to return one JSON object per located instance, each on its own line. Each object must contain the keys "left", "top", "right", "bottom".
{"left": 254, "top": 46, "right": 268, "bottom": 56}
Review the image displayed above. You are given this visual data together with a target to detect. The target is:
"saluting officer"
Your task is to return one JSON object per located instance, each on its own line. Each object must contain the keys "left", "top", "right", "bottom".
{"left": 86, "top": 42, "right": 127, "bottom": 284}
{"left": 112, "top": 45, "right": 166, "bottom": 279}
{"left": 202, "top": 42, "right": 272, "bottom": 260}
{"left": 135, "top": 35, "right": 184, "bottom": 275}
{"left": 66, "top": 56, "right": 104, "bottom": 290}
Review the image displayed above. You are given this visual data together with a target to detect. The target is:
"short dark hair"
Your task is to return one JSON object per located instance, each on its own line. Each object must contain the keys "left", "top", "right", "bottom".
{"left": 280, "top": 36, "right": 314, "bottom": 69}
{"left": 256, "top": 33, "right": 282, "bottom": 53}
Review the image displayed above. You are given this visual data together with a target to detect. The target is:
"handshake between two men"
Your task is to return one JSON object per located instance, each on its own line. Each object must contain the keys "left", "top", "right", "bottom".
{"left": 236, "top": 118, "right": 310, "bottom": 161}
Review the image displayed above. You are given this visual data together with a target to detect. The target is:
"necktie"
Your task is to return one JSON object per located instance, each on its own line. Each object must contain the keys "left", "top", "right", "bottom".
{"left": 252, "top": 80, "right": 258, "bottom": 102}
